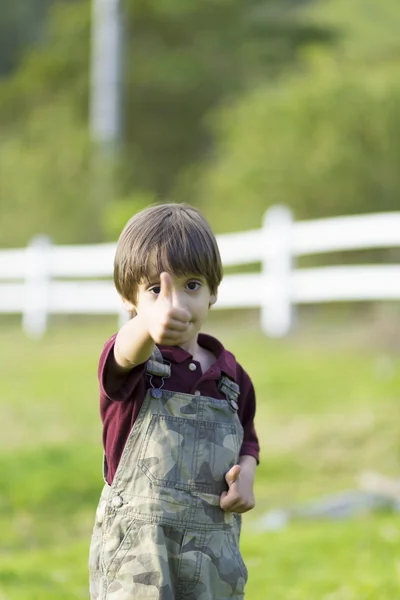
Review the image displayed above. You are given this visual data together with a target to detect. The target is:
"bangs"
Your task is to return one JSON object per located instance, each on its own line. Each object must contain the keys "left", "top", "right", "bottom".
{"left": 137, "top": 221, "right": 220, "bottom": 286}
{"left": 114, "top": 203, "right": 223, "bottom": 300}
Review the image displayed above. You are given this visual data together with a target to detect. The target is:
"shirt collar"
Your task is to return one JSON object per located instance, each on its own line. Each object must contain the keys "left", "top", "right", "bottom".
{"left": 159, "top": 333, "right": 237, "bottom": 381}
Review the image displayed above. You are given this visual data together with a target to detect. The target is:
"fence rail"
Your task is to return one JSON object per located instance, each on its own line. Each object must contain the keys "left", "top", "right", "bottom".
{"left": 1, "top": 206, "right": 400, "bottom": 338}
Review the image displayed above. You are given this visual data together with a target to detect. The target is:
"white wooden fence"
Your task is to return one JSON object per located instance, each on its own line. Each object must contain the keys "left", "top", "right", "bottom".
{"left": 1, "top": 206, "right": 400, "bottom": 339}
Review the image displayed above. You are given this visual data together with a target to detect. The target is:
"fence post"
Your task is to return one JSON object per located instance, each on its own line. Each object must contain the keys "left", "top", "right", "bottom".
{"left": 261, "top": 205, "right": 294, "bottom": 337}
{"left": 23, "top": 235, "right": 52, "bottom": 339}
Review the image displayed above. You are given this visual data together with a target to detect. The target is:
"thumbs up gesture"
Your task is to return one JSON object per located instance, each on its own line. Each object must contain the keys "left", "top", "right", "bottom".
{"left": 146, "top": 272, "right": 191, "bottom": 346}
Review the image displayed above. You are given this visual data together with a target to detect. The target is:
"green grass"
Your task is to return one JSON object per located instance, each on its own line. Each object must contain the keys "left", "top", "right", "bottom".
{"left": 1, "top": 313, "right": 400, "bottom": 599}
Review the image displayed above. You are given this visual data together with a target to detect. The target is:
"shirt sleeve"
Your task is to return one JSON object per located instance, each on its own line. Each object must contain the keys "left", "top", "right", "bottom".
{"left": 98, "top": 334, "right": 146, "bottom": 403}
{"left": 237, "top": 366, "right": 260, "bottom": 464}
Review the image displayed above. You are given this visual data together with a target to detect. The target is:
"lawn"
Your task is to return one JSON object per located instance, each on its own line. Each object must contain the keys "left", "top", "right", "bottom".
{"left": 1, "top": 312, "right": 399, "bottom": 599}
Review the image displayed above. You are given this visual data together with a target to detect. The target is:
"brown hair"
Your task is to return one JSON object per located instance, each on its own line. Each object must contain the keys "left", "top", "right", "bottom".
{"left": 114, "top": 203, "right": 223, "bottom": 301}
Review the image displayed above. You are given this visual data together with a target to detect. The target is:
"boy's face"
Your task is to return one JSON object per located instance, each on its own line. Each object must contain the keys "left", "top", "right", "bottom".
{"left": 129, "top": 270, "right": 217, "bottom": 347}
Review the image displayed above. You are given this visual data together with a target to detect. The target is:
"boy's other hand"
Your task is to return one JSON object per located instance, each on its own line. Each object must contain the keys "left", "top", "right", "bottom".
{"left": 147, "top": 272, "right": 191, "bottom": 345}
{"left": 220, "top": 464, "right": 256, "bottom": 514}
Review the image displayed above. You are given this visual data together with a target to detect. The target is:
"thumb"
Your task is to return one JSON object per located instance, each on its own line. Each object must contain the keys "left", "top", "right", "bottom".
{"left": 159, "top": 272, "right": 173, "bottom": 303}
{"left": 225, "top": 464, "right": 241, "bottom": 488}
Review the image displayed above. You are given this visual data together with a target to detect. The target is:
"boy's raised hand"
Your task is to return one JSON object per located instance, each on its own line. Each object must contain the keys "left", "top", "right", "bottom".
{"left": 146, "top": 272, "right": 191, "bottom": 346}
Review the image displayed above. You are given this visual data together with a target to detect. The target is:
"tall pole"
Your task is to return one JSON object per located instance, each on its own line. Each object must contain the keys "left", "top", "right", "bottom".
{"left": 90, "top": 0, "right": 125, "bottom": 325}
{"left": 90, "top": 0, "right": 123, "bottom": 153}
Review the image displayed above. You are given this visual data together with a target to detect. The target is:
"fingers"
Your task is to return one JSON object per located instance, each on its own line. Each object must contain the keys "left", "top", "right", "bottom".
{"left": 169, "top": 318, "right": 190, "bottom": 332}
{"left": 220, "top": 490, "right": 229, "bottom": 511}
{"left": 220, "top": 488, "right": 242, "bottom": 512}
{"left": 220, "top": 494, "right": 240, "bottom": 513}
{"left": 159, "top": 272, "right": 173, "bottom": 303}
{"left": 158, "top": 333, "right": 187, "bottom": 346}
{"left": 220, "top": 485, "right": 255, "bottom": 513}
{"left": 169, "top": 306, "right": 191, "bottom": 324}
{"left": 153, "top": 313, "right": 190, "bottom": 345}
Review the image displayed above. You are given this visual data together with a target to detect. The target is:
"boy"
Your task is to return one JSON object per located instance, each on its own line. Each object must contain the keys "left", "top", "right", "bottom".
{"left": 89, "top": 203, "right": 259, "bottom": 600}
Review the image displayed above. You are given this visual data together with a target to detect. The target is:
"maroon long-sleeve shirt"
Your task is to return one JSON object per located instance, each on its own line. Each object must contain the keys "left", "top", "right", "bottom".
{"left": 98, "top": 332, "right": 260, "bottom": 485}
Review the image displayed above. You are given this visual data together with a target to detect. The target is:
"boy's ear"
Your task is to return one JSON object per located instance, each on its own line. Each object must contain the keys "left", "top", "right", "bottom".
{"left": 209, "top": 292, "right": 217, "bottom": 307}
{"left": 121, "top": 297, "right": 135, "bottom": 311}
{"left": 121, "top": 297, "right": 136, "bottom": 316}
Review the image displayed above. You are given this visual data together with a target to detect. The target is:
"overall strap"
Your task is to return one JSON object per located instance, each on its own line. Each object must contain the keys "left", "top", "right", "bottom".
{"left": 218, "top": 375, "right": 240, "bottom": 406}
{"left": 145, "top": 345, "right": 171, "bottom": 378}
{"left": 103, "top": 345, "right": 171, "bottom": 484}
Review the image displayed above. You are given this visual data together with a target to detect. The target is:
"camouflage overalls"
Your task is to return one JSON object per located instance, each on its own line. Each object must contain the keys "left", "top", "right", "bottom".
{"left": 89, "top": 346, "right": 247, "bottom": 599}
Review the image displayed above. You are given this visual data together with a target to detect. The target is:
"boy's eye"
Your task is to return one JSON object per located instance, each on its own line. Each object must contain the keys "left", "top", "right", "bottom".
{"left": 187, "top": 281, "right": 201, "bottom": 291}
{"left": 149, "top": 285, "right": 161, "bottom": 295}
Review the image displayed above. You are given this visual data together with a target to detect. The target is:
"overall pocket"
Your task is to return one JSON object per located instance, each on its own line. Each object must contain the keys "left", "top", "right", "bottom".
{"left": 89, "top": 524, "right": 102, "bottom": 575}
{"left": 182, "top": 529, "right": 248, "bottom": 599}
{"left": 138, "top": 415, "right": 193, "bottom": 490}
{"left": 138, "top": 414, "right": 240, "bottom": 494}
{"left": 102, "top": 517, "right": 143, "bottom": 579}
{"left": 227, "top": 530, "right": 248, "bottom": 585}
{"left": 193, "top": 420, "right": 239, "bottom": 494}
{"left": 89, "top": 491, "right": 109, "bottom": 575}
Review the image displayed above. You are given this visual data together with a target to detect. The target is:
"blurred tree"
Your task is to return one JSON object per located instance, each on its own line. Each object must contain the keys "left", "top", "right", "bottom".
{"left": 122, "top": 0, "right": 334, "bottom": 198}
{"left": 198, "top": 62, "right": 400, "bottom": 232}
{"left": 305, "top": 0, "right": 400, "bottom": 63}
{"left": 0, "top": 0, "right": 333, "bottom": 245}
{"left": 0, "top": 2, "right": 90, "bottom": 124}
{"left": 0, "top": 0, "right": 54, "bottom": 77}
{"left": 0, "top": 104, "right": 102, "bottom": 247}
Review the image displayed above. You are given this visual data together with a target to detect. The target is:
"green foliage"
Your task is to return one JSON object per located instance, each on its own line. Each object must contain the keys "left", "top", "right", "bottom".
{"left": 199, "top": 64, "right": 400, "bottom": 232}
{"left": 101, "top": 190, "right": 156, "bottom": 241}
{"left": 194, "top": 0, "right": 400, "bottom": 232}
{"left": 0, "top": 1, "right": 97, "bottom": 247}
{"left": 0, "top": 0, "right": 332, "bottom": 245}
{"left": 0, "top": 0, "right": 53, "bottom": 77}
{"left": 307, "top": 0, "right": 400, "bottom": 62}
{"left": 1, "top": 0, "right": 400, "bottom": 243}
{"left": 0, "top": 1, "right": 90, "bottom": 124}
{"left": 121, "top": 0, "right": 333, "bottom": 197}
{"left": 0, "top": 103, "right": 104, "bottom": 247}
